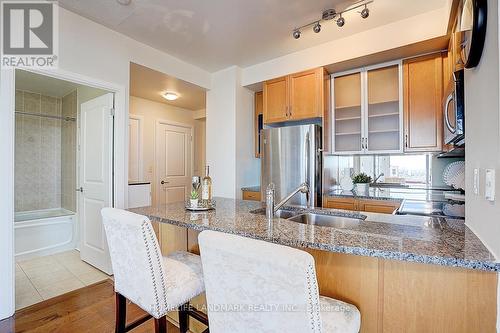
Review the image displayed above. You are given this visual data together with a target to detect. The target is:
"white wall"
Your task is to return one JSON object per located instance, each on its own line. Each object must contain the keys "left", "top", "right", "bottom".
{"left": 206, "top": 67, "right": 238, "bottom": 198}
{"left": 0, "top": 6, "right": 211, "bottom": 320}
{"left": 462, "top": 3, "right": 500, "bottom": 328}
{"left": 129, "top": 96, "right": 205, "bottom": 205}
{"left": 241, "top": 8, "right": 448, "bottom": 86}
{"left": 464, "top": 0, "right": 500, "bottom": 258}
{"left": 0, "top": 70, "right": 15, "bottom": 320}
{"left": 206, "top": 67, "right": 260, "bottom": 198}
{"left": 235, "top": 82, "right": 261, "bottom": 198}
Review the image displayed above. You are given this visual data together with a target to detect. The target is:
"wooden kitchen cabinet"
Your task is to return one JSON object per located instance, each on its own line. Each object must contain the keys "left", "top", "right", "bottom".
{"left": 403, "top": 53, "right": 444, "bottom": 152}
{"left": 323, "top": 197, "right": 358, "bottom": 210}
{"left": 288, "top": 68, "right": 324, "bottom": 120}
{"left": 263, "top": 67, "right": 328, "bottom": 124}
{"left": 357, "top": 199, "right": 401, "bottom": 214}
{"left": 323, "top": 196, "right": 401, "bottom": 214}
{"left": 332, "top": 62, "right": 403, "bottom": 154}
{"left": 263, "top": 76, "right": 288, "bottom": 123}
{"left": 242, "top": 190, "right": 261, "bottom": 201}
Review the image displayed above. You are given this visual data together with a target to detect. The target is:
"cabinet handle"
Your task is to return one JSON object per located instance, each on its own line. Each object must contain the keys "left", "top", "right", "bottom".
{"left": 405, "top": 134, "right": 408, "bottom": 148}
{"left": 365, "top": 137, "right": 368, "bottom": 150}
{"left": 289, "top": 106, "right": 292, "bottom": 117}
{"left": 361, "top": 137, "right": 364, "bottom": 150}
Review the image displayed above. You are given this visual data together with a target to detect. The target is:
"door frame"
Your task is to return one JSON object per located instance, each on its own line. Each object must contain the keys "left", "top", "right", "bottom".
{"left": 154, "top": 119, "right": 194, "bottom": 206}
{"left": 0, "top": 67, "right": 126, "bottom": 319}
{"left": 128, "top": 114, "right": 145, "bottom": 181}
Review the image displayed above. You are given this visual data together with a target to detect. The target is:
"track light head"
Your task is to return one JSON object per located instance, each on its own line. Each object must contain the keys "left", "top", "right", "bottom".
{"left": 313, "top": 22, "right": 321, "bottom": 33}
{"left": 293, "top": 29, "right": 301, "bottom": 39}
{"left": 322, "top": 9, "right": 337, "bottom": 21}
{"left": 336, "top": 15, "right": 345, "bottom": 27}
{"left": 361, "top": 6, "right": 370, "bottom": 19}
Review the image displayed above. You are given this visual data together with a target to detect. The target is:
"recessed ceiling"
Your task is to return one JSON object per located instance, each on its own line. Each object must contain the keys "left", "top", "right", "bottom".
{"left": 130, "top": 63, "right": 206, "bottom": 110}
{"left": 59, "top": 0, "right": 449, "bottom": 72}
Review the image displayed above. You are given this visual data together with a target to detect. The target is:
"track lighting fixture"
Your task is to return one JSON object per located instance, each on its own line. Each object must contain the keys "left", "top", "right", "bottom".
{"left": 336, "top": 15, "right": 345, "bottom": 27}
{"left": 360, "top": 5, "right": 370, "bottom": 19}
{"left": 313, "top": 22, "right": 321, "bottom": 33}
{"left": 291, "top": 0, "right": 373, "bottom": 39}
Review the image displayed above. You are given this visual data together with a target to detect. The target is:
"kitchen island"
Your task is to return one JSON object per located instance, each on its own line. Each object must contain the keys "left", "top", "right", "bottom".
{"left": 130, "top": 198, "right": 498, "bottom": 333}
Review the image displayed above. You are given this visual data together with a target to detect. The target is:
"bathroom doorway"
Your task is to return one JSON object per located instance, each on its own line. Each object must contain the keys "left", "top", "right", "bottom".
{"left": 14, "top": 69, "right": 113, "bottom": 310}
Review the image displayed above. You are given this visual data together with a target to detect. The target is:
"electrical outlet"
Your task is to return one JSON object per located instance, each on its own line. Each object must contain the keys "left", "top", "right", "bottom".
{"left": 473, "top": 168, "right": 479, "bottom": 195}
{"left": 485, "top": 169, "right": 495, "bottom": 201}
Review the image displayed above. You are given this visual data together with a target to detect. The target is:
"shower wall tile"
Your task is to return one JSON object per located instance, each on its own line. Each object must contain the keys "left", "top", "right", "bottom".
{"left": 15, "top": 90, "right": 62, "bottom": 212}
{"left": 41, "top": 95, "right": 60, "bottom": 116}
{"left": 15, "top": 90, "right": 24, "bottom": 111}
{"left": 24, "top": 92, "right": 41, "bottom": 114}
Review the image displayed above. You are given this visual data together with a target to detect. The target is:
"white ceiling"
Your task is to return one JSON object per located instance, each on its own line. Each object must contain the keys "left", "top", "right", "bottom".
{"left": 130, "top": 63, "right": 206, "bottom": 110}
{"left": 59, "top": 0, "right": 449, "bottom": 72}
{"left": 15, "top": 69, "right": 107, "bottom": 98}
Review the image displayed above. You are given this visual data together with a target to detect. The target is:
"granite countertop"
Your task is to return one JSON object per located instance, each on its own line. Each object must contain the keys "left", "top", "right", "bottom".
{"left": 326, "top": 187, "right": 459, "bottom": 202}
{"left": 130, "top": 197, "right": 499, "bottom": 272}
{"left": 241, "top": 186, "right": 261, "bottom": 192}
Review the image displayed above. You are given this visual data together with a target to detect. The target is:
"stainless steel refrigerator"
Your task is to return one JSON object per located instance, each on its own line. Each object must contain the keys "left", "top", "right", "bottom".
{"left": 260, "top": 124, "right": 322, "bottom": 207}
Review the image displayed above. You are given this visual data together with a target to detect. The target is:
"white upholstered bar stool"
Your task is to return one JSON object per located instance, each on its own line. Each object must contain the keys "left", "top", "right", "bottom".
{"left": 101, "top": 208, "right": 209, "bottom": 333}
{"left": 198, "top": 230, "right": 361, "bottom": 333}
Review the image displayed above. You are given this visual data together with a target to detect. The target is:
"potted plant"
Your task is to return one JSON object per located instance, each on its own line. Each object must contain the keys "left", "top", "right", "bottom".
{"left": 351, "top": 173, "right": 372, "bottom": 193}
{"left": 190, "top": 189, "right": 199, "bottom": 207}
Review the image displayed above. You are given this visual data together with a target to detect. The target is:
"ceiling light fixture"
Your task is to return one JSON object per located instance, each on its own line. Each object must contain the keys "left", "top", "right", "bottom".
{"left": 291, "top": 0, "right": 373, "bottom": 39}
{"left": 163, "top": 92, "right": 179, "bottom": 101}
{"left": 360, "top": 5, "right": 370, "bottom": 19}
{"left": 116, "top": 0, "right": 132, "bottom": 5}
{"left": 313, "top": 22, "right": 321, "bottom": 33}
{"left": 336, "top": 14, "right": 345, "bottom": 27}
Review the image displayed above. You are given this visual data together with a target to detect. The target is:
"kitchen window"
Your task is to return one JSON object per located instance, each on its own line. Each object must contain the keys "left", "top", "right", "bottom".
{"left": 328, "top": 154, "right": 431, "bottom": 187}
{"left": 374, "top": 154, "right": 430, "bottom": 185}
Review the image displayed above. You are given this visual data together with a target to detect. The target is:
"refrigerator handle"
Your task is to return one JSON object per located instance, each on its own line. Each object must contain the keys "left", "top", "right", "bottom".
{"left": 304, "top": 131, "right": 310, "bottom": 186}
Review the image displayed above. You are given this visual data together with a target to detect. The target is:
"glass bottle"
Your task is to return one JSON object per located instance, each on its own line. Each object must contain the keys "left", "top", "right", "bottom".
{"left": 201, "top": 166, "right": 212, "bottom": 201}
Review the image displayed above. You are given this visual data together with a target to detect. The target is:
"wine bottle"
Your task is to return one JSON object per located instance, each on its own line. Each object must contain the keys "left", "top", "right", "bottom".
{"left": 201, "top": 166, "right": 212, "bottom": 201}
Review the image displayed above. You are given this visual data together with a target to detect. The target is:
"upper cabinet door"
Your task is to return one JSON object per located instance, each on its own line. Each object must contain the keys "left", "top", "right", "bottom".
{"left": 366, "top": 64, "right": 402, "bottom": 153}
{"left": 403, "top": 53, "right": 443, "bottom": 152}
{"left": 289, "top": 68, "right": 322, "bottom": 121}
{"left": 332, "top": 71, "right": 363, "bottom": 154}
{"left": 263, "top": 76, "right": 288, "bottom": 124}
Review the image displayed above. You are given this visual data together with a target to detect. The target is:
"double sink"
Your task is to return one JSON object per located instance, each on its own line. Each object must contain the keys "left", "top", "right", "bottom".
{"left": 252, "top": 208, "right": 367, "bottom": 229}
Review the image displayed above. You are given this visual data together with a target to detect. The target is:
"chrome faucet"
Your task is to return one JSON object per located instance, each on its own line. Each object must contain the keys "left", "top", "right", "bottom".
{"left": 266, "top": 182, "right": 310, "bottom": 219}
{"left": 373, "top": 173, "right": 385, "bottom": 183}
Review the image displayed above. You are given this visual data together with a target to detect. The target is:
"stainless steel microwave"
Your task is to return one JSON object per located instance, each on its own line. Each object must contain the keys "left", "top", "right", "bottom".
{"left": 443, "top": 70, "right": 465, "bottom": 145}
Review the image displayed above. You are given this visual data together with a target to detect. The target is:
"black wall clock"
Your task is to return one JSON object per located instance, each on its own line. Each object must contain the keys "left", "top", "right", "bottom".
{"left": 460, "top": 0, "right": 487, "bottom": 69}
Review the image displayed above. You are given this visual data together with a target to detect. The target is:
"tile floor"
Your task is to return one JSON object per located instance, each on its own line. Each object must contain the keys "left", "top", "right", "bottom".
{"left": 15, "top": 250, "right": 110, "bottom": 310}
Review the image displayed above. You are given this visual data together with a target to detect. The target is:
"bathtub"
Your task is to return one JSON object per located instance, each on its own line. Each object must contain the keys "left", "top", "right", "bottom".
{"left": 15, "top": 208, "right": 77, "bottom": 260}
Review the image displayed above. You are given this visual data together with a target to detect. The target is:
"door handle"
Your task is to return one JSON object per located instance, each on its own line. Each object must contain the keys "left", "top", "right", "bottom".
{"left": 75, "top": 187, "right": 83, "bottom": 193}
{"left": 161, "top": 180, "right": 169, "bottom": 185}
{"left": 444, "top": 93, "right": 456, "bottom": 134}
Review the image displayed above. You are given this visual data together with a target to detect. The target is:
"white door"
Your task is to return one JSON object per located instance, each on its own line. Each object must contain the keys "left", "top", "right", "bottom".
{"left": 128, "top": 115, "right": 143, "bottom": 181}
{"left": 156, "top": 122, "right": 192, "bottom": 204}
{"left": 79, "top": 93, "right": 114, "bottom": 274}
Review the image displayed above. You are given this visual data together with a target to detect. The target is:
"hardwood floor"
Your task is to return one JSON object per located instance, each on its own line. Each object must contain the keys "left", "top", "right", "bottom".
{"left": 0, "top": 279, "right": 180, "bottom": 333}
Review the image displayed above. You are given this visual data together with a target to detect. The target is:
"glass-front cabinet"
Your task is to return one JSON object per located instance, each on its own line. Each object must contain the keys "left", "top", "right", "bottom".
{"left": 333, "top": 72, "right": 363, "bottom": 153}
{"left": 331, "top": 61, "right": 403, "bottom": 154}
